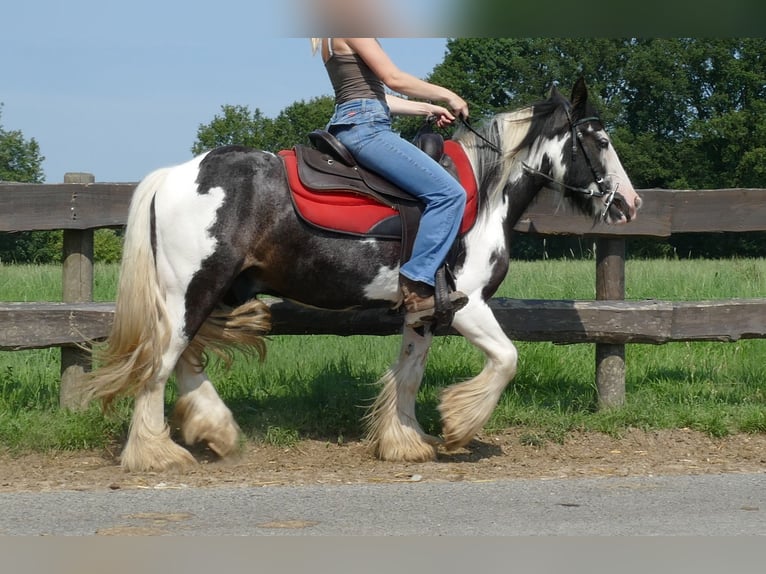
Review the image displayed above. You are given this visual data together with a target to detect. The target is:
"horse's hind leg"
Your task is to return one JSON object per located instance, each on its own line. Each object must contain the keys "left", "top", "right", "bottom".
{"left": 121, "top": 262, "right": 254, "bottom": 471}
{"left": 172, "top": 349, "right": 241, "bottom": 458}
{"left": 172, "top": 293, "right": 271, "bottom": 458}
{"left": 119, "top": 327, "right": 198, "bottom": 472}
{"left": 365, "top": 326, "right": 441, "bottom": 462}
{"left": 438, "top": 300, "right": 518, "bottom": 450}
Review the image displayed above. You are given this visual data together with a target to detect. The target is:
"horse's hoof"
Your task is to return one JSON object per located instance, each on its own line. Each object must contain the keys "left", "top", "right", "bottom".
{"left": 439, "top": 415, "right": 478, "bottom": 452}
{"left": 205, "top": 430, "right": 242, "bottom": 459}
{"left": 372, "top": 435, "right": 438, "bottom": 462}
{"left": 172, "top": 396, "right": 241, "bottom": 459}
{"left": 120, "top": 439, "right": 197, "bottom": 472}
{"left": 440, "top": 433, "right": 473, "bottom": 452}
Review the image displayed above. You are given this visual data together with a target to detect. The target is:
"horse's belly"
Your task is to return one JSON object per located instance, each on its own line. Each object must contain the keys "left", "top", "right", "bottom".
{"left": 238, "top": 239, "right": 401, "bottom": 310}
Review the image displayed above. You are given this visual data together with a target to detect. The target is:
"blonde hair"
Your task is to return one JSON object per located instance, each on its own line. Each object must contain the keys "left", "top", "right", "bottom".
{"left": 310, "top": 38, "right": 322, "bottom": 55}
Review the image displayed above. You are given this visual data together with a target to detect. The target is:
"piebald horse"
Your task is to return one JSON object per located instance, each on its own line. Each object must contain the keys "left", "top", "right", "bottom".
{"left": 82, "top": 79, "right": 641, "bottom": 471}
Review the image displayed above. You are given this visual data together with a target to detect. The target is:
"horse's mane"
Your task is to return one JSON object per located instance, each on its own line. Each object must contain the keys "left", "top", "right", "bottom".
{"left": 453, "top": 95, "right": 570, "bottom": 203}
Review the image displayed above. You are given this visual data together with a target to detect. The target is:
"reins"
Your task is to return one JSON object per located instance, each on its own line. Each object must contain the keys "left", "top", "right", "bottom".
{"left": 458, "top": 116, "right": 502, "bottom": 154}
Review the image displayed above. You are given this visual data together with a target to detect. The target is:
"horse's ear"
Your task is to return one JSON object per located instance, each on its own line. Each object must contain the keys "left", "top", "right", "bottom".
{"left": 548, "top": 81, "right": 562, "bottom": 99}
{"left": 570, "top": 77, "right": 588, "bottom": 110}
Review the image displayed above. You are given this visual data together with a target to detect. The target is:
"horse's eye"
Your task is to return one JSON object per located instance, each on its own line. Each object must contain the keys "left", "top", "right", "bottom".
{"left": 598, "top": 139, "right": 610, "bottom": 150}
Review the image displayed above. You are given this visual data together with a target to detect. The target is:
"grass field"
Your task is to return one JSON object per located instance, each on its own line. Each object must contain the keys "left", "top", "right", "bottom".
{"left": 0, "top": 258, "right": 764, "bottom": 452}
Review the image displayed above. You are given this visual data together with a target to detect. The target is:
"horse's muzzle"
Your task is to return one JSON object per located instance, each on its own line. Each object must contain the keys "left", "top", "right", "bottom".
{"left": 606, "top": 191, "right": 642, "bottom": 224}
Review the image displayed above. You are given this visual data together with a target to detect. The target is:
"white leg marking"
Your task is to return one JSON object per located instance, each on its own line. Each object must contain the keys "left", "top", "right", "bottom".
{"left": 120, "top": 334, "right": 197, "bottom": 472}
{"left": 365, "top": 326, "right": 440, "bottom": 461}
{"left": 173, "top": 352, "right": 241, "bottom": 458}
{"left": 111, "top": 156, "right": 233, "bottom": 472}
{"left": 439, "top": 298, "right": 518, "bottom": 450}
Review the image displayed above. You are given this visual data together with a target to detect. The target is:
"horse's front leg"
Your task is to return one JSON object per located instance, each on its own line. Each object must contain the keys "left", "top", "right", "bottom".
{"left": 171, "top": 350, "right": 241, "bottom": 459}
{"left": 365, "top": 326, "right": 441, "bottom": 462}
{"left": 439, "top": 299, "right": 518, "bottom": 450}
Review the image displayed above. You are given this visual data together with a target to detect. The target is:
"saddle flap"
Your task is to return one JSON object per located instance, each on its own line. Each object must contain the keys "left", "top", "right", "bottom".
{"left": 297, "top": 144, "right": 363, "bottom": 184}
{"left": 295, "top": 145, "right": 420, "bottom": 206}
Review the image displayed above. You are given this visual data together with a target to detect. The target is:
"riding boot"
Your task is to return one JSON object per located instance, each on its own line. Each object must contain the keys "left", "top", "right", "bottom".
{"left": 399, "top": 274, "right": 468, "bottom": 328}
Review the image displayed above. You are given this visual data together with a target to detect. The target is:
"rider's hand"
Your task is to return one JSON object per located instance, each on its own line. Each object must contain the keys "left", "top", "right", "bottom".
{"left": 428, "top": 104, "right": 456, "bottom": 128}
{"left": 446, "top": 94, "right": 469, "bottom": 121}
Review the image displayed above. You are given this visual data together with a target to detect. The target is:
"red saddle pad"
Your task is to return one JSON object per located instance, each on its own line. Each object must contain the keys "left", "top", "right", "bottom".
{"left": 279, "top": 140, "right": 478, "bottom": 237}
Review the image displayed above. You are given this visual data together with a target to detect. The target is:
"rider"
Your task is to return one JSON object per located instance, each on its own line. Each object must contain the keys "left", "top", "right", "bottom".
{"left": 311, "top": 37, "right": 469, "bottom": 326}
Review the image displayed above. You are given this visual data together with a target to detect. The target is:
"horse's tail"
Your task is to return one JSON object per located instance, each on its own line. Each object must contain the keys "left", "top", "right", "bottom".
{"left": 79, "top": 167, "right": 174, "bottom": 408}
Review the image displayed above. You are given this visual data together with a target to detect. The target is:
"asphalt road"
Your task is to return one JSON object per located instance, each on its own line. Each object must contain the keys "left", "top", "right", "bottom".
{"left": 0, "top": 472, "right": 763, "bottom": 535}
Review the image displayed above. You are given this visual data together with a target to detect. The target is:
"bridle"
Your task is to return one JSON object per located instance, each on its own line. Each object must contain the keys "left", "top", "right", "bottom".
{"left": 459, "top": 112, "right": 618, "bottom": 220}
{"left": 522, "top": 109, "right": 617, "bottom": 219}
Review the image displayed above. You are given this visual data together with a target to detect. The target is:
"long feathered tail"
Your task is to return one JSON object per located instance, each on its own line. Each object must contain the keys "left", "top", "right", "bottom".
{"left": 78, "top": 167, "right": 174, "bottom": 407}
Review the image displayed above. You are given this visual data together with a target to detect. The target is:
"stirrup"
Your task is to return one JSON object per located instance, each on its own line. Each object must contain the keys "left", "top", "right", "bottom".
{"left": 404, "top": 290, "right": 468, "bottom": 329}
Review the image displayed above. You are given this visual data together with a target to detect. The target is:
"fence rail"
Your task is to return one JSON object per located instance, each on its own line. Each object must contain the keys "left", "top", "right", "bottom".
{"left": 3, "top": 297, "right": 765, "bottom": 350}
{"left": 2, "top": 175, "right": 766, "bottom": 408}
{"left": 2, "top": 182, "right": 766, "bottom": 235}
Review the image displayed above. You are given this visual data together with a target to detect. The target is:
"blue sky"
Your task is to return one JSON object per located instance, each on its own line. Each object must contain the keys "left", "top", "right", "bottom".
{"left": 2, "top": 1, "right": 449, "bottom": 182}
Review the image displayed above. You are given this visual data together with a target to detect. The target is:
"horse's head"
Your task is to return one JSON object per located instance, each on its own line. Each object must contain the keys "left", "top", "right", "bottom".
{"left": 543, "top": 78, "right": 642, "bottom": 224}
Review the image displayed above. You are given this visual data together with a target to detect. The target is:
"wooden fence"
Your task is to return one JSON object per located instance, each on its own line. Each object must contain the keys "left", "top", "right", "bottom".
{"left": 2, "top": 173, "right": 766, "bottom": 409}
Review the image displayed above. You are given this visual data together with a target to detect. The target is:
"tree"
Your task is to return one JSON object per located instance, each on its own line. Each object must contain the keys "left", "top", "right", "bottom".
{"left": 0, "top": 105, "right": 57, "bottom": 263}
{"left": 191, "top": 96, "right": 334, "bottom": 156}
{"left": 268, "top": 96, "right": 335, "bottom": 151}
{"left": 192, "top": 105, "right": 272, "bottom": 156}
{"left": 0, "top": 105, "right": 45, "bottom": 183}
{"left": 428, "top": 38, "right": 629, "bottom": 121}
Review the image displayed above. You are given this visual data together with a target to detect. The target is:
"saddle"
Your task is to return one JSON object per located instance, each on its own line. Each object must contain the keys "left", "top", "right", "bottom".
{"left": 278, "top": 129, "right": 478, "bottom": 253}
{"left": 298, "top": 130, "right": 424, "bottom": 209}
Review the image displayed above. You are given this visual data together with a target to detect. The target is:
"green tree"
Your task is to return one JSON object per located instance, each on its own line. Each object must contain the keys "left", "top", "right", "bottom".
{"left": 192, "top": 97, "right": 334, "bottom": 156}
{"left": 192, "top": 104, "right": 273, "bottom": 155}
{"left": 428, "top": 38, "right": 628, "bottom": 121}
{"left": 0, "top": 105, "right": 58, "bottom": 263}
{"left": 268, "top": 96, "right": 335, "bottom": 150}
{"left": 0, "top": 105, "right": 45, "bottom": 183}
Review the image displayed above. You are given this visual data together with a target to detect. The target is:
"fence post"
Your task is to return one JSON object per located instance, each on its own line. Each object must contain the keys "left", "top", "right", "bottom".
{"left": 595, "top": 237, "right": 626, "bottom": 408}
{"left": 60, "top": 172, "right": 95, "bottom": 409}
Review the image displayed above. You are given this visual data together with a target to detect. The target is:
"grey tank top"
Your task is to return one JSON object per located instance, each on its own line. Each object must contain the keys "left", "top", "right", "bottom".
{"left": 324, "top": 41, "right": 386, "bottom": 105}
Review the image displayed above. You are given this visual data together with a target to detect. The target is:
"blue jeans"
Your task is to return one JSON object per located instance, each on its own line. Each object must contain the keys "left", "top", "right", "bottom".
{"left": 327, "top": 98, "right": 466, "bottom": 287}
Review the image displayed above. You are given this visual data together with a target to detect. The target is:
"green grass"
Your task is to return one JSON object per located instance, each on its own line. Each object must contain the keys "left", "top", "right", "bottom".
{"left": 0, "top": 258, "right": 764, "bottom": 453}
{"left": 0, "top": 262, "right": 118, "bottom": 302}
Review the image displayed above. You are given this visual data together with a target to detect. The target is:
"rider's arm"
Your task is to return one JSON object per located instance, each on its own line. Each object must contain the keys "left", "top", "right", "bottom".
{"left": 345, "top": 38, "right": 469, "bottom": 119}
{"left": 385, "top": 95, "right": 457, "bottom": 128}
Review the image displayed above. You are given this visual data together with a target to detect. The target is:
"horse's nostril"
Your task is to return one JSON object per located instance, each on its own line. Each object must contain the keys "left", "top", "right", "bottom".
{"left": 634, "top": 196, "right": 643, "bottom": 210}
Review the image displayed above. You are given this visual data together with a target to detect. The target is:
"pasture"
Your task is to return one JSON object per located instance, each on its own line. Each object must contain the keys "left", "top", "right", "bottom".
{"left": 1, "top": 257, "right": 764, "bottom": 454}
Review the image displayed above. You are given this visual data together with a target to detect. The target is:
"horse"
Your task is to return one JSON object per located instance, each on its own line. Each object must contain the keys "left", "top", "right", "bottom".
{"left": 80, "top": 78, "right": 642, "bottom": 472}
